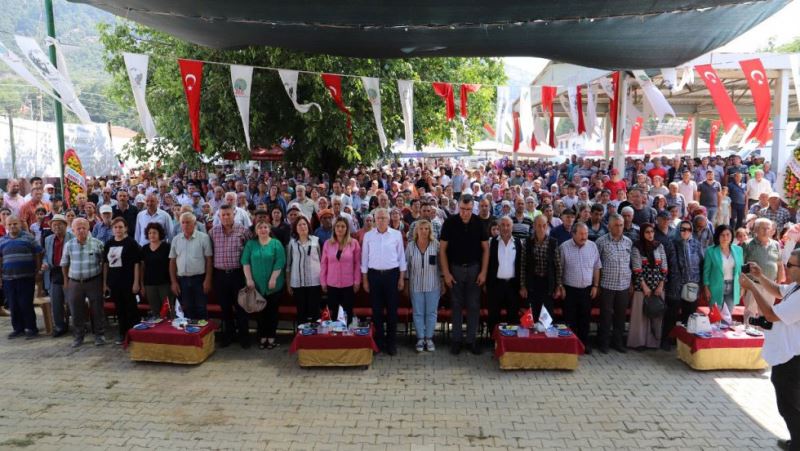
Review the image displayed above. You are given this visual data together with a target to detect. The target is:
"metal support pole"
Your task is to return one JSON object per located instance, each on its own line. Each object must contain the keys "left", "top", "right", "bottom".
{"left": 603, "top": 114, "right": 611, "bottom": 160}
{"left": 6, "top": 111, "right": 17, "bottom": 179}
{"left": 613, "top": 73, "right": 627, "bottom": 175}
{"left": 772, "top": 69, "right": 790, "bottom": 197}
{"left": 691, "top": 112, "right": 699, "bottom": 158}
{"left": 44, "top": 0, "right": 66, "bottom": 194}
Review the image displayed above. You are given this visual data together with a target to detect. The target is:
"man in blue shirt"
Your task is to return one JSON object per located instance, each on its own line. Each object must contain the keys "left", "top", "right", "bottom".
{"left": 727, "top": 171, "right": 746, "bottom": 230}
{"left": 0, "top": 215, "right": 43, "bottom": 339}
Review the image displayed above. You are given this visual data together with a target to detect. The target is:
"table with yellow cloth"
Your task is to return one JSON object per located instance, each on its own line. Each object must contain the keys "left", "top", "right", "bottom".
{"left": 124, "top": 321, "right": 216, "bottom": 364}
{"left": 289, "top": 329, "right": 379, "bottom": 368}
{"left": 493, "top": 326, "right": 585, "bottom": 370}
{"left": 669, "top": 325, "right": 767, "bottom": 370}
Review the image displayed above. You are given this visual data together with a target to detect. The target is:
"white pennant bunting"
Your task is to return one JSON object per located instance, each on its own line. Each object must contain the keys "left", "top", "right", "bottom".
{"left": 123, "top": 53, "right": 158, "bottom": 141}
{"left": 677, "top": 67, "right": 694, "bottom": 91}
{"left": 660, "top": 68, "right": 678, "bottom": 92}
{"left": 632, "top": 70, "right": 675, "bottom": 120}
{"left": 518, "top": 87, "right": 533, "bottom": 149}
{"left": 398, "top": 80, "right": 414, "bottom": 149}
{"left": 44, "top": 37, "right": 70, "bottom": 81}
{"left": 790, "top": 55, "right": 800, "bottom": 115}
{"left": 278, "top": 69, "right": 320, "bottom": 114}
{"left": 0, "top": 40, "right": 50, "bottom": 95}
{"left": 361, "top": 77, "right": 388, "bottom": 150}
{"left": 15, "top": 35, "right": 92, "bottom": 124}
{"left": 586, "top": 84, "right": 598, "bottom": 139}
{"left": 230, "top": 64, "right": 253, "bottom": 150}
{"left": 494, "top": 86, "right": 511, "bottom": 146}
{"left": 532, "top": 107, "right": 547, "bottom": 145}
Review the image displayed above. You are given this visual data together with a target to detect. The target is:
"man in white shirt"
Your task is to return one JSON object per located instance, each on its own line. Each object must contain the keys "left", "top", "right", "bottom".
{"left": 677, "top": 169, "right": 697, "bottom": 204}
{"left": 486, "top": 217, "right": 526, "bottom": 335}
{"left": 212, "top": 192, "right": 252, "bottom": 229}
{"left": 3, "top": 179, "right": 24, "bottom": 215}
{"left": 745, "top": 169, "right": 773, "bottom": 211}
{"left": 288, "top": 185, "right": 316, "bottom": 219}
{"left": 740, "top": 249, "right": 800, "bottom": 450}
{"left": 361, "top": 208, "right": 407, "bottom": 356}
{"left": 134, "top": 194, "right": 173, "bottom": 246}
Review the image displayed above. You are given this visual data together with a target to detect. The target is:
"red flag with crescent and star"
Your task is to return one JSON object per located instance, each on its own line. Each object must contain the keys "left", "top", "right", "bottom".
{"left": 520, "top": 307, "right": 534, "bottom": 329}
{"left": 610, "top": 72, "right": 620, "bottom": 143}
{"left": 695, "top": 64, "right": 744, "bottom": 133}
{"left": 628, "top": 117, "right": 643, "bottom": 153}
{"left": 541, "top": 86, "right": 557, "bottom": 148}
{"left": 681, "top": 116, "right": 694, "bottom": 153}
{"left": 709, "top": 120, "right": 722, "bottom": 155}
{"left": 179, "top": 59, "right": 203, "bottom": 152}
{"left": 160, "top": 297, "right": 170, "bottom": 320}
{"left": 709, "top": 304, "right": 722, "bottom": 323}
{"left": 740, "top": 58, "right": 772, "bottom": 146}
{"left": 321, "top": 73, "right": 352, "bottom": 144}
{"left": 432, "top": 82, "right": 455, "bottom": 121}
{"left": 321, "top": 306, "right": 331, "bottom": 321}
{"left": 459, "top": 84, "right": 481, "bottom": 119}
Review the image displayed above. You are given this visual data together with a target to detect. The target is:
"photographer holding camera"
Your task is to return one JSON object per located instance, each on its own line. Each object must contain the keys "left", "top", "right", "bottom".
{"left": 740, "top": 249, "right": 800, "bottom": 450}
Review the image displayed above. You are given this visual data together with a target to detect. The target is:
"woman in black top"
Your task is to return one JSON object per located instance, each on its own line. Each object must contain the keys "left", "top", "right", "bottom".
{"left": 139, "top": 223, "right": 173, "bottom": 318}
{"left": 103, "top": 217, "right": 142, "bottom": 344}
{"left": 269, "top": 205, "right": 291, "bottom": 246}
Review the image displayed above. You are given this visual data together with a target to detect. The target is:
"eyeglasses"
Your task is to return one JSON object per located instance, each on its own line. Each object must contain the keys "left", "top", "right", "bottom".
{"left": 680, "top": 228, "right": 692, "bottom": 232}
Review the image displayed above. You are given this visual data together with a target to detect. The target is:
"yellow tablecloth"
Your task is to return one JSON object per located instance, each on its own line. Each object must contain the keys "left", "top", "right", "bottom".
{"left": 497, "top": 352, "right": 579, "bottom": 370}
{"left": 676, "top": 341, "right": 767, "bottom": 371}
{"left": 297, "top": 348, "right": 374, "bottom": 367}
{"left": 128, "top": 332, "right": 215, "bottom": 364}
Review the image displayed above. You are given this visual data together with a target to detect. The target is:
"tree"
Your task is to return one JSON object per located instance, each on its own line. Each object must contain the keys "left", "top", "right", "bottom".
{"left": 98, "top": 23, "right": 506, "bottom": 174}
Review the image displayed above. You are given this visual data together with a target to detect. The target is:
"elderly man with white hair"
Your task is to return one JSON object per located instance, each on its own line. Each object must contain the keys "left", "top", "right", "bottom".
{"left": 212, "top": 192, "right": 252, "bottom": 228}
{"left": 746, "top": 169, "right": 773, "bottom": 212}
{"left": 134, "top": 194, "right": 173, "bottom": 246}
{"left": 743, "top": 217, "right": 785, "bottom": 326}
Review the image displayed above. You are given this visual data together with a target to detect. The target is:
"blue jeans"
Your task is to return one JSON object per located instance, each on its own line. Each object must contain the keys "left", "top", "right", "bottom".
{"left": 177, "top": 275, "right": 208, "bottom": 320}
{"left": 411, "top": 290, "right": 440, "bottom": 339}
{"left": 3, "top": 277, "right": 37, "bottom": 334}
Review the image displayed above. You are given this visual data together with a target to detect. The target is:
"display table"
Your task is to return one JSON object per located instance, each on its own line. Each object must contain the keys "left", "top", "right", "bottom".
{"left": 289, "top": 329, "right": 379, "bottom": 368}
{"left": 124, "top": 321, "right": 217, "bottom": 364}
{"left": 669, "top": 325, "right": 767, "bottom": 371}
{"left": 493, "top": 326, "right": 585, "bottom": 370}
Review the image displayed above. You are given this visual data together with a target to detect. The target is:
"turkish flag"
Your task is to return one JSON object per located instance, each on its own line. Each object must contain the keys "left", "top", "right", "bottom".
{"left": 610, "top": 72, "right": 620, "bottom": 143}
{"left": 708, "top": 304, "right": 722, "bottom": 324}
{"left": 695, "top": 64, "right": 744, "bottom": 132}
{"left": 709, "top": 120, "right": 722, "bottom": 155}
{"left": 432, "top": 82, "right": 455, "bottom": 121}
{"left": 740, "top": 59, "right": 772, "bottom": 146}
{"left": 512, "top": 111, "right": 521, "bottom": 152}
{"left": 179, "top": 59, "right": 203, "bottom": 152}
{"left": 321, "top": 74, "right": 352, "bottom": 143}
{"left": 160, "top": 297, "right": 170, "bottom": 320}
{"left": 541, "top": 86, "right": 557, "bottom": 148}
{"left": 681, "top": 116, "right": 694, "bottom": 153}
{"left": 576, "top": 85, "right": 586, "bottom": 135}
{"left": 628, "top": 117, "right": 643, "bottom": 153}
{"left": 459, "top": 84, "right": 481, "bottom": 119}
{"left": 520, "top": 307, "right": 534, "bottom": 329}
{"left": 321, "top": 306, "right": 331, "bottom": 321}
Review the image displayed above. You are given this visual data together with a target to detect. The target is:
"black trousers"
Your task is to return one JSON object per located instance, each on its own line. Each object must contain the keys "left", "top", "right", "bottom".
{"left": 598, "top": 288, "right": 630, "bottom": 347}
{"left": 326, "top": 286, "right": 355, "bottom": 323}
{"left": 368, "top": 268, "right": 399, "bottom": 350}
{"left": 772, "top": 354, "right": 800, "bottom": 448}
{"left": 527, "top": 275, "right": 553, "bottom": 320}
{"left": 214, "top": 269, "right": 249, "bottom": 343}
{"left": 730, "top": 203, "right": 745, "bottom": 230}
{"left": 487, "top": 279, "right": 520, "bottom": 334}
{"left": 294, "top": 285, "right": 321, "bottom": 323}
{"left": 111, "top": 286, "right": 139, "bottom": 340}
{"left": 256, "top": 292, "right": 280, "bottom": 340}
{"left": 564, "top": 285, "right": 592, "bottom": 346}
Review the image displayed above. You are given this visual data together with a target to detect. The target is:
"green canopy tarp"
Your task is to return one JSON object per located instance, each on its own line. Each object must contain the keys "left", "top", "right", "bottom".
{"left": 72, "top": 0, "right": 790, "bottom": 69}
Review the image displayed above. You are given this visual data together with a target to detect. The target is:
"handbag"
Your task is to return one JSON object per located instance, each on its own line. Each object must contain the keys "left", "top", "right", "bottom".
{"left": 687, "top": 313, "right": 712, "bottom": 334}
{"left": 680, "top": 282, "right": 699, "bottom": 303}
{"left": 237, "top": 287, "right": 267, "bottom": 313}
{"left": 642, "top": 294, "right": 666, "bottom": 319}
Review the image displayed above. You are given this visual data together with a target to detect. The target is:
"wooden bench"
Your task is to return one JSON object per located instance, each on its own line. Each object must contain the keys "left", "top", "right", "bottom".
{"left": 33, "top": 297, "right": 53, "bottom": 335}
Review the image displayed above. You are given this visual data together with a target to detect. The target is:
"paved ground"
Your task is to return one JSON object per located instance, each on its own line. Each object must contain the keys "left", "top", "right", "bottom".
{"left": 0, "top": 312, "right": 789, "bottom": 451}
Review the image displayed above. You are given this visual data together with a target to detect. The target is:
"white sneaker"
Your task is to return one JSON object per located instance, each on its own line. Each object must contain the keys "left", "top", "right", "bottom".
{"left": 425, "top": 339, "right": 435, "bottom": 352}
{"left": 415, "top": 339, "right": 425, "bottom": 353}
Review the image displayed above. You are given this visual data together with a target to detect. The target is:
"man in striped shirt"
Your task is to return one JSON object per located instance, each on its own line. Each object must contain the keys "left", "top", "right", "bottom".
{"left": 61, "top": 218, "right": 106, "bottom": 347}
{"left": 0, "top": 215, "right": 43, "bottom": 339}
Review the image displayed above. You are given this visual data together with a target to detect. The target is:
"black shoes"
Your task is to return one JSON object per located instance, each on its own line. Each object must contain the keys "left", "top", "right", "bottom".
{"left": 611, "top": 343, "right": 627, "bottom": 353}
{"left": 52, "top": 329, "right": 67, "bottom": 338}
{"left": 450, "top": 342, "right": 462, "bottom": 355}
{"left": 7, "top": 330, "right": 23, "bottom": 339}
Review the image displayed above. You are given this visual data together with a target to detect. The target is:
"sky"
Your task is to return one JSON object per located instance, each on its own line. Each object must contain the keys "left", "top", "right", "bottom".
{"left": 504, "top": 0, "right": 800, "bottom": 83}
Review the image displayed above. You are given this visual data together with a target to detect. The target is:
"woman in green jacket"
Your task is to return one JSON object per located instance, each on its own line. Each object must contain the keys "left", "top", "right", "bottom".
{"left": 703, "top": 224, "right": 744, "bottom": 312}
{"left": 242, "top": 220, "right": 286, "bottom": 350}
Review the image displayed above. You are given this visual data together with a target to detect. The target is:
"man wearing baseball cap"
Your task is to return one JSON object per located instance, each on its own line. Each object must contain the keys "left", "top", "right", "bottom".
{"left": 42, "top": 214, "right": 72, "bottom": 337}
{"left": 92, "top": 205, "right": 114, "bottom": 244}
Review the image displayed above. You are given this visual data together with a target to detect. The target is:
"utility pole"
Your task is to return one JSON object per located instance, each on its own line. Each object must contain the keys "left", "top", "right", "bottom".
{"left": 44, "top": 0, "right": 66, "bottom": 194}
{"left": 6, "top": 109, "right": 17, "bottom": 179}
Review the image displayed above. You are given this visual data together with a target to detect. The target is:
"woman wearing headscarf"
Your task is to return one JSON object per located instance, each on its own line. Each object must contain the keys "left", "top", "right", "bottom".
{"left": 628, "top": 223, "right": 669, "bottom": 349}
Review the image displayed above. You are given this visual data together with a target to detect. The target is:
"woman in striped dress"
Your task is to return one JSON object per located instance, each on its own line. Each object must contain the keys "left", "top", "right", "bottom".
{"left": 405, "top": 220, "right": 441, "bottom": 353}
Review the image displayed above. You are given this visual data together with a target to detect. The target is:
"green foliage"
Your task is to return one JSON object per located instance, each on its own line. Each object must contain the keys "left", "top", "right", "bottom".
{"left": 775, "top": 36, "right": 800, "bottom": 53}
{"left": 98, "top": 23, "right": 505, "bottom": 174}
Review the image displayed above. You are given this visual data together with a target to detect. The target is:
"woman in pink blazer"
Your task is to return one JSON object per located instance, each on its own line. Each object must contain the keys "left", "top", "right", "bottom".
{"left": 320, "top": 217, "right": 361, "bottom": 321}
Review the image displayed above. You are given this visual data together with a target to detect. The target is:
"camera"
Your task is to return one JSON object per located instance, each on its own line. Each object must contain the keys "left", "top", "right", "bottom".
{"left": 741, "top": 263, "right": 751, "bottom": 274}
{"left": 748, "top": 316, "right": 773, "bottom": 330}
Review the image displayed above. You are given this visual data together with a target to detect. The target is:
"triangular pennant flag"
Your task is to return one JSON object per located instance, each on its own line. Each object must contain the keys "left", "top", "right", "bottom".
{"left": 661, "top": 68, "right": 678, "bottom": 92}
{"left": 681, "top": 116, "right": 694, "bottom": 153}
{"left": 459, "top": 83, "right": 481, "bottom": 119}
{"left": 361, "top": 77, "right": 388, "bottom": 150}
{"left": 321, "top": 305, "right": 331, "bottom": 321}
{"left": 532, "top": 107, "right": 547, "bottom": 146}
{"left": 677, "top": 66, "right": 695, "bottom": 91}
{"left": 721, "top": 302, "right": 733, "bottom": 325}
{"left": 15, "top": 35, "right": 92, "bottom": 124}
{"left": 541, "top": 86, "right": 557, "bottom": 148}
{"left": 629, "top": 117, "right": 643, "bottom": 153}
{"left": 586, "top": 84, "right": 597, "bottom": 138}
{"left": 609, "top": 72, "right": 620, "bottom": 143}
{"left": 709, "top": 120, "right": 722, "bottom": 155}
{"left": 708, "top": 303, "right": 722, "bottom": 324}
{"left": 278, "top": 69, "right": 321, "bottom": 114}
{"left": 178, "top": 59, "right": 203, "bottom": 152}
{"left": 519, "top": 86, "right": 534, "bottom": 149}
{"left": 566, "top": 87, "right": 580, "bottom": 132}
{"left": 398, "top": 80, "right": 414, "bottom": 149}
{"left": 520, "top": 306, "right": 534, "bottom": 328}
{"left": 538, "top": 305, "right": 553, "bottom": 329}
{"left": 337, "top": 305, "right": 347, "bottom": 325}
{"left": 696, "top": 64, "right": 745, "bottom": 132}
{"left": 123, "top": 53, "right": 158, "bottom": 141}
{"left": 495, "top": 86, "right": 511, "bottom": 147}
{"left": 740, "top": 59, "right": 772, "bottom": 147}
{"left": 512, "top": 111, "right": 521, "bottom": 152}
{"left": 0, "top": 40, "right": 76, "bottom": 115}
{"left": 632, "top": 70, "right": 676, "bottom": 120}
{"left": 175, "top": 298, "right": 185, "bottom": 319}
{"left": 576, "top": 85, "right": 586, "bottom": 135}
{"left": 230, "top": 64, "right": 253, "bottom": 150}
{"left": 432, "top": 82, "right": 455, "bottom": 121}
{"left": 322, "top": 73, "right": 352, "bottom": 144}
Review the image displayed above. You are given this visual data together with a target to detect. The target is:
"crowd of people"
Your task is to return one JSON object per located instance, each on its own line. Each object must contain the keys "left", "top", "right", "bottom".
{"left": 0, "top": 152, "right": 798, "bottom": 357}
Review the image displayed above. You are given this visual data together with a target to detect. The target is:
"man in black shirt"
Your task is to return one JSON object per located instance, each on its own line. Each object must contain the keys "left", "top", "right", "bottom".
{"left": 440, "top": 194, "right": 489, "bottom": 355}
{"left": 111, "top": 190, "right": 139, "bottom": 239}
